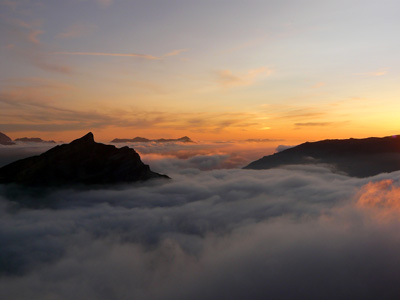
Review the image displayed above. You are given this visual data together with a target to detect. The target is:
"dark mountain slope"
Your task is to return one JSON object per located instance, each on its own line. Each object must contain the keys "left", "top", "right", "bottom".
{"left": 244, "top": 135, "right": 400, "bottom": 177}
{"left": 0, "top": 132, "right": 168, "bottom": 186}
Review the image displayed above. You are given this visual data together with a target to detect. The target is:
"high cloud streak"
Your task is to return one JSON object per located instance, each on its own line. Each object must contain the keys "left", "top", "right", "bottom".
{"left": 2, "top": 143, "right": 400, "bottom": 299}
{"left": 217, "top": 67, "right": 273, "bottom": 88}
{"left": 53, "top": 49, "right": 188, "bottom": 60}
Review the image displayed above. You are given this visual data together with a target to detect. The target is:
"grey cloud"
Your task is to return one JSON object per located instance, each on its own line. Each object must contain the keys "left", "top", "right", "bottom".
{"left": 0, "top": 139, "right": 273, "bottom": 171}
{"left": 1, "top": 148, "right": 400, "bottom": 299}
{"left": 135, "top": 144, "right": 275, "bottom": 171}
{"left": 0, "top": 143, "right": 55, "bottom": 167}
{"left": 31, "top": 56, "right": 73, "bottom": 75}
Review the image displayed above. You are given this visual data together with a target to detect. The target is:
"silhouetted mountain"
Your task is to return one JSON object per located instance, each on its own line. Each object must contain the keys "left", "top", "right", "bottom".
{"left": 0, "top": 132, "right": 15, "bottom": 145}
{"left": 15, "top": 137, "right": 56, "bottom": 143}
{"left": 155, "top": 136, "right": 193, "bottom": 143}
{"left": 111, "top": 136, "right": 194, "bottom": 143}
{"left": 244, "top": 135, "right": 400, "bottom": 177}
{"left": 111, "top": 137, "right": 151, "bottom": 143}
{"left": 0, "top": 132, "right": 168, "bottom": 186}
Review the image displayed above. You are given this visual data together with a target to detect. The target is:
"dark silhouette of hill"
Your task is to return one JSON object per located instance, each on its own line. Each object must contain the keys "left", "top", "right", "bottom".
{"left": 0, "top": 132, "right": 168, "bottom": 186}
{"left": 111, "top": 136, "right": 194, "bottom": 143}
{"left": 15, "top": 137, "right": 56, "bottom": 143}
{"left": 0, "top": 132, "right": 15, "bottom": 145}
{"left": 244, "top": 135, "right": 400, "bottom": 177}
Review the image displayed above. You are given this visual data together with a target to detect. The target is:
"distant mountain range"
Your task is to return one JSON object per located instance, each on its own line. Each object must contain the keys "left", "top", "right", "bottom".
{"left": 14, "top": 137, "right": 56, "bottom": 143}
{"left": 111, "top": 136, "right": 194, "bottom": 143}
{"left": 0, "top": 132, "right": 193, "bottom": 145}
{"left": 0, "top": 132, "right": 57, "bottom": 145}
{"left": 245, "top": 135, "right": 400, "bottom": 177}
{"left": 0, "top": 132, "right": 168, "bottom": 186}
{"left": 0, "top": 132, "right": 15, "bottom": 145}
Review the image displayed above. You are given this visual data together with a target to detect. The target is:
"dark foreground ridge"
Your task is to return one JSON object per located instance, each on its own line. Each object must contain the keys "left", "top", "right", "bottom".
{"left": 0, "top": 132, "right": 15, "bottom": 145}
{"left": 0, "top": 132, "right": 168, "bottom": 186}
{"left": 245, "top": 134, "right": 400, "bottom": 177}
{"left": 111, "top": 136, "right": 194, "bottom": 143}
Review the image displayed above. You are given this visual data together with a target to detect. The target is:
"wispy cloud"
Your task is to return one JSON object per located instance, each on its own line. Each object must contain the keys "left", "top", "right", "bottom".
{"left": 53, "top": 51, "right": 160, "bottom": 60}
{"left": 29, "top": 52, "right": 74, "bottom": 74}
{"left": 95, "top": 0, "right": 113, "bottom": 8}
{"left": 57, "top": 23, "right": 96, "bottom": 39}
{"left": 1, "top": 9, "right": 75, "bottom": 74}
{"left": 271, "top": 108, "right": 326, "bottom": 121}
{"left": 221, "top": 37, "right": 266, "bottom": 54}
{"left": 163, "top": 49, "right": 188, "bottom": 57}
{"left": 27, "top": 29, "right": 43, "bottom": 44}
{"left": 1, "top": 0, "right": 18, "bottom": 10}
{"left": 295, "top": 122, "right": 333, "bottom": 127}
{"left": 311, "top": 82, "right": 325, "bottom": 89}
{"left": 354, "top": 68, "right": 388, "bottom": 77}
{"left": 9, "top": 18, "right": 44, "bottom": 45}
{"left": 3, "top": 44, "right": 15, "bottom": 49}
{"left": 0, "top": 90, "right": 270, "bottom": 135}
{"left": 2, "top": 39, "right": 73, "bottom": 74}
{"left": 217, "top": 67, "right": 273, "bottom": 88}
{"left": 294, "top": 121, "right": 348, "bottom": 128}
{"left": 53, "top": 49, "right": 189, "bottom": 60}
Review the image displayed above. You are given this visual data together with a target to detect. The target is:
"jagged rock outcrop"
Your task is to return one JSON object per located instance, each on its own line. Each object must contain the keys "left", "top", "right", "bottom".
{"left": 244, "top": 135, "right": 400, "bottom": 177}
{"left": 111, "top": 136, "right": 194, "bottom": 143}
{"left": 0, "top": 132, "right": 15, "bottom": 145}
{"left": 0, "top": 132, "right": 168, "bottom": 186}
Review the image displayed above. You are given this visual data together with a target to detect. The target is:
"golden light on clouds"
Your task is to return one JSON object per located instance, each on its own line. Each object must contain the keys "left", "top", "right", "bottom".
{"left": 353, "top": 69, "right": 388, "bottom": 77}
{"left": 217, "top": 67, "right": 273, "bottom": 88}
{"left": 357, "top": 180, "right": 400, "bottom": 209}
{"left": 356, "top": 180, "right": 400, "bottom": 222}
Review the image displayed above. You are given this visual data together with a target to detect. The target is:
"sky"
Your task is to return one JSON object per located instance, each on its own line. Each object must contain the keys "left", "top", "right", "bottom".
{"left": 1, "top": 0, "right": 400, "bottom": 142}
{"left": 4, "top": 2, "right": 400, "bottom": 297}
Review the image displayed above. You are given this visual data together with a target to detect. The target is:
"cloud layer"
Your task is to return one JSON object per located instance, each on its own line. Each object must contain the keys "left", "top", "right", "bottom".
{"left": 2, "top": 145, "right": 400, "bottom": 299}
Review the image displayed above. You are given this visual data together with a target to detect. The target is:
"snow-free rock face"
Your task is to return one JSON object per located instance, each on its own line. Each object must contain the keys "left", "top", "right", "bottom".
{"left": 244, "top": 135, "right": 400, "bottom": 178}
{"left": 0, "top": 132, "right": 168, "bottom": 186}
{"left": 0, "top": 132, "right": 15, "bottom": 145}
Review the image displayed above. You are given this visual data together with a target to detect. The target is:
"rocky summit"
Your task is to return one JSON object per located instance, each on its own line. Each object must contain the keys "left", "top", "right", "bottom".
{"left": 0, "top": 132, "right": 168, "bottom": 186}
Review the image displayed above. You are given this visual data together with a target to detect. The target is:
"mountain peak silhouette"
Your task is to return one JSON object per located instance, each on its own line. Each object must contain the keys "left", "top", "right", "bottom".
{"left": 245, "top": 134, "right": 400, "bottom": 177}
{"left": 72, "top": 132, "right": 95, "bottom": 144}
{"left": 0, "top": 132, "right": 168, "bottom": 186}
{"left": 0, "top": 132, "right": 15, "bottom": 145}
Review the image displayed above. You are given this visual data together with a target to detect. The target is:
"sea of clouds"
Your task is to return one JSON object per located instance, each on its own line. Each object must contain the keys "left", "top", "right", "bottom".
{"left": 1, "top": 142, "right": 400, "bottom": 299}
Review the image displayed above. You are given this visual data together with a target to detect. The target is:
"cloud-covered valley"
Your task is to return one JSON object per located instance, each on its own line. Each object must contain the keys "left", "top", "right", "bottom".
{"left": 1, "top": 143, "right": 400, "bottom": 299}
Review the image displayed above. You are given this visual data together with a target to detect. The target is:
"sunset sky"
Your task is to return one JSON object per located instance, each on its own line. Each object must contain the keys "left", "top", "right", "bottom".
{"left": 1, "top": 0, "right": 399, "bottom": 142}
